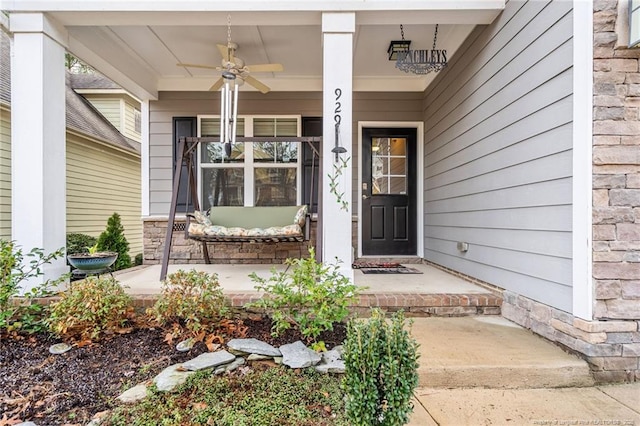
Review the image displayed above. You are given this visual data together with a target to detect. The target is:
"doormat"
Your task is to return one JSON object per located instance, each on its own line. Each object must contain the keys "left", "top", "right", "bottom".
{"left": 359, "top": 266, "right": 422, "bottom": 274}
{"left": 352, "top": 262, "right": 402, "bottom": 269}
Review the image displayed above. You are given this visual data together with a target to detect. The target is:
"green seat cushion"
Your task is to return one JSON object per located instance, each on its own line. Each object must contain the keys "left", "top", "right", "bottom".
{"left": 209, "top": 206, "right": 303, "bottom": 229}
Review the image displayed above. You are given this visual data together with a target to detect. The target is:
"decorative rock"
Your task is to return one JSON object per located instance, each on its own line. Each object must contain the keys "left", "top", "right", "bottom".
{"left": 176, "top": 338, "right": 195, "bottom": 352}
{"left": 227, "top": 338, "right": 281, "bottom": 357}
{"left": 315, "top": 349, "right": 346, "bottom": 374}
{"left": 49, "top": 343, "right": 72, "bottom": 355}
{"left": 279, "top": 341, "right": 322, "bottom": 369}
{"left": 117, "top": 383, "right": 149, "bottom": 404}
{"left": 225, "top": 356, "right": 246, "bottom": 373}
{"left": 274, "top": 356, "right": 283, "bottom": 365}
{"left": 153, "top": 364, "right": 195, "bottom": 392}
{"left": 247, "top": 353, "right": 272, "bottom": 361}
{"left": 228, "top": 348, "right": 249, "bottom": 356}
{"left": 16, "top": 423, "right": 39, "bottom": 426}
{"left": 182, "top": 350, "right": 236, "bottom": 371}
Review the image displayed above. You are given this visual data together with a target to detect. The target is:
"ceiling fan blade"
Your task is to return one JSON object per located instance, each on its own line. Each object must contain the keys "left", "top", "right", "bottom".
{"left": 244, "top": 75, "right": 271, "bottom": 94}
{"left": 209, "top": 77, "right": 224, "bottom": 91}
{"left": 177, "top": 62, "right": 218, "bottom": 70}
{"left": 245, "top": 63, "right": 284, "bottom": 73}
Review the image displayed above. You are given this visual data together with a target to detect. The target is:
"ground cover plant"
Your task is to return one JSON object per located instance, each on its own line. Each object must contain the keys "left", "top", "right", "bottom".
{"left": 105, "top": 364, "right": 348, "bottom": 426}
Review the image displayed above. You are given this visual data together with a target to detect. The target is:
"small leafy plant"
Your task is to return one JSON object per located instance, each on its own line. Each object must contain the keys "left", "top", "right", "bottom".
{"left": 342, "top": 309, "right": 420, "bottom": 426}
{"left": 246, "top": 247, "right": 360, "bottom": 341}
{"left": 48, "top": 276, "right": 134, "bottom": 340}
{"left": 96, "top": 212, "right": 131, "bottom": 270}
{"left": 1, "top": 240, "right": 66, "bottom": 333}
{"left": 147, "top": 269, "right": 229, "bottom": 335}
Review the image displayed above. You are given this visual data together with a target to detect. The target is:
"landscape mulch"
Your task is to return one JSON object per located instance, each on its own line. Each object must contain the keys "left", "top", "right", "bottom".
{"left": 0, "top": 317, "right": 346, "bottom": 426}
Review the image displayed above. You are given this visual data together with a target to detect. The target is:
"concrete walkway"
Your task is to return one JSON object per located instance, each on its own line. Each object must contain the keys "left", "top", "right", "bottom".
{"left": 409, "top": 384, "right": 640, "bottom": 425}
{"left": 406, "top": 316, "right": 639, "bottom": 425}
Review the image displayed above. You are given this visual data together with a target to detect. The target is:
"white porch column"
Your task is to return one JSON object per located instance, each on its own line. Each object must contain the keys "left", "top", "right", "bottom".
{"left": 10, "top": 13, "right": 68, "bottom": 291}
{"left": 322, "top": 12, "right": 355, "bottom": 281}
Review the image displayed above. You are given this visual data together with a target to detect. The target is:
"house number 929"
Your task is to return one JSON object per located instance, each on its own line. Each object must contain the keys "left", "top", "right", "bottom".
{"left": 334, "top": 88, "right": 342, "bottom": 125}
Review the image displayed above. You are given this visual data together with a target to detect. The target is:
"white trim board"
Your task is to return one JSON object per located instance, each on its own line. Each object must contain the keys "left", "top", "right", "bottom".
{"left": 357, "top": 121, "right": 425, "bottom": 259}
{"left": 571, "top": 0, "right": 593, "bottom": 320}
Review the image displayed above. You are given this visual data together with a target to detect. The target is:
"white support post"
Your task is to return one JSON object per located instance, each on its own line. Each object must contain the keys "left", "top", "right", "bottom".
{"left": 10, "top": 14, "right": 69, "bottom": 292}
{"left": 572, "top": 0, "right": 594, "bottom": 320}
{"left": 141, "top": 99, "right": 150, "bottom": 217}
{"left": 322, "top": 12, "right": 355, "bottom": 281}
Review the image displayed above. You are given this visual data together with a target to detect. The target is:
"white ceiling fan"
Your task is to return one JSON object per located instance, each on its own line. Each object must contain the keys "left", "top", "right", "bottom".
{"left": 177, "top": 40, "right": 283, "bottom": 94}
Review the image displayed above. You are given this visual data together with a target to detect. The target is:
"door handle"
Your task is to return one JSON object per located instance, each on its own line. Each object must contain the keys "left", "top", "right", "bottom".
{"left": 362, "top": 194, "right": 370, "bottom": 200}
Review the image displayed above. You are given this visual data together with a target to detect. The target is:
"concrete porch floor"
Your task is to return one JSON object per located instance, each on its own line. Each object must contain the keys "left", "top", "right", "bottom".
{"left": 114, "top": 262, "right": 503, "bottom": 314}
{"left": 114, "top": 262, "right": 486, "bottom": 295}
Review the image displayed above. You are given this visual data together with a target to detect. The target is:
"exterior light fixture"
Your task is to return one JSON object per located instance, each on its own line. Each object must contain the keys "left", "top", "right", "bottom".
{"left": 220, "top": 70, "right": 238, "bottom": 157}
{"left": 331, "top": 122, "right": 347, "bottom": 162}
{"left": 387, "top": 25, "right": 411, "bottom": 60}
{"left": 395, "top": 24, "right": 448, "bottom": 75}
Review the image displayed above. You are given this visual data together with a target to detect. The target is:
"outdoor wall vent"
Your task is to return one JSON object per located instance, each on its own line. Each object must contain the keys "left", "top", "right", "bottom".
{"left": 457, "top": 242, "right": 469, "bottom": 253}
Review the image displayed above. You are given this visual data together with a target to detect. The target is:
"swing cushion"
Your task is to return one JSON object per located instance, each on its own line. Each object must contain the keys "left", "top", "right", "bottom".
{"left": 187, "top": 205, "right": 308, "bottom": 242}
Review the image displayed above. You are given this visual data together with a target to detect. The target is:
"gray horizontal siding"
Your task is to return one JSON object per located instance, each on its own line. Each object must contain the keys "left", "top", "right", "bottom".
{"left": 148, "top": 91, "right": 422, "bottom": 217}
{"left": 423, "top": 0, "right": 574, "bottom": 311}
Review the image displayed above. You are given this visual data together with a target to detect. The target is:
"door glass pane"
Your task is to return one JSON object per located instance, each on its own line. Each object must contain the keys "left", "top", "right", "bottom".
{"left": 371, "top": 137, "right": 407, "bottom": 195}
{"left": 202, "top": 168, "right": 244, "bottom": 208}
{"left": 255, "top": 168, "right": 297, "bottom": 206}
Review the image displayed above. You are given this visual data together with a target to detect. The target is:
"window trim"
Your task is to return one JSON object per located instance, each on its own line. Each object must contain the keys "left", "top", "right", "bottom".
{"left": 197, "top": 115, "right": 302, "bottom": 208}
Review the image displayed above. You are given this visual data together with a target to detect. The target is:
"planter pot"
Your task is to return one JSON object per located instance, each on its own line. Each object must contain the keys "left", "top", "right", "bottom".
{"left": 67, "top": 252, "right": 118, "bottom": 272}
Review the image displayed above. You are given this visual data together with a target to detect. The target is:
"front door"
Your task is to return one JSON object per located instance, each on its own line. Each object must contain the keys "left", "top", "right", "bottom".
{"left": 362, "top": 128, "right": 417, "bottom": 256}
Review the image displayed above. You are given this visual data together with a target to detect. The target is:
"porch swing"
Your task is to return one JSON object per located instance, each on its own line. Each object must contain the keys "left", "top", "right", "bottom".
{"left": 160, "top": 136, "right": 321, "bottom": 280}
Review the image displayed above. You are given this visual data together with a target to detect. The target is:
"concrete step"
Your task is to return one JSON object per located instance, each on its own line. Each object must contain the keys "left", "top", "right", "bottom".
{"left": 411, "top": 316, "right": 595, "bottom": 389}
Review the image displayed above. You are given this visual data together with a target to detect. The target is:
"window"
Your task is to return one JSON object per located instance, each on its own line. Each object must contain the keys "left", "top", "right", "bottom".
{"left": 134, "top": 108, "right": 142, "bottom": 133}
{"left": 198, "top": 116, "right": 301, "bottom": 209}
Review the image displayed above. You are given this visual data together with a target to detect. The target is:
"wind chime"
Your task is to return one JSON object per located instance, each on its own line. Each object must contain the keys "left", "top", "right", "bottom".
{"left": 220, "top": 15, "right": 238, "bottom": 157}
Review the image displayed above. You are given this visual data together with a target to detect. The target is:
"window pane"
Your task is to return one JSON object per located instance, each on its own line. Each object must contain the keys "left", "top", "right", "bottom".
{"left": 200, "top": 118, "right": 245, "bottom": 163}
{"left": 201, "top": 118, "right": 245, "bottom": 138}
{"left": 254, "top": 118, "right": 297, "bottom": 137}
{"left": 202, "top": 168, "right": 244, "bottom": 208}
{"left": 370, "top": 137, "right": 407, "bottom": 195}
{"left": 202, "top": 142, "right": 245, "bottom": 163}
{"left": 254, "top": 141, "right": 298, "bottom": 163}
{"left": 255, "top": 168, "right": 297, "bottom": 206}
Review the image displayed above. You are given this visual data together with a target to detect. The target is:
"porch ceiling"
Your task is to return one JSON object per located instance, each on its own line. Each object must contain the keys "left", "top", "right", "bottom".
{"left": 5, "top": 1, "right": 505, "bottom": 100}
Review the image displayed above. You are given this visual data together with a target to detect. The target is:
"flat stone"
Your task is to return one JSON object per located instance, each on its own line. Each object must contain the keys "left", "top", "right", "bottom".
{"left": 117, "top": 383, "right": 148, "bottom": 403}
{"left": 182, "top": 350, "right": 236, "bottom": 371}
{"left": 49, "top": 343, "right": 72, "bottom": 355}
{"left": 247, "top": 353, "right": 272, "bottom": 361}
{"left": 176, "top": 338, "right": 195, "bottom": 352}
{"left": 227, "top": 338, "right": 281, "bottom": 357}
{"left": 16, "top": 423, "right": 39, "bottom": 426}
{"left": 153, "top": 364, "right": 195, "bottom": 392}
{"left": 280, "top": 341, "right": 322, "bottom": 369}
{"left": 315, "top": 348, "right": 345, "bottom": 374}
{"left": 274, "top": 356, "right": 283, "bottom": 365}
{"left": 225, "top": 357, "right": 246, "bottom": 372}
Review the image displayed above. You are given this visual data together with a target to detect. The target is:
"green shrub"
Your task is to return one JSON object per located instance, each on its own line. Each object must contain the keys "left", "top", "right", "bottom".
{"left": 246, "top": 247, "right": 360, "bottom": 341}
{"left": 96, "top": 213, "right": 132, "bottom": 271}
{"left": 134, "top": 253, "right": 144, "bottom": 266}
{"left": 343, "top": 309, "right": 420, "bottom": 426}
{"left": 66, "top": 233, "right": 97, "bottom": 255}
{"left": 48, "top": 276, "right": 133, "bottom": 340}
{"left": 147, "top": 269, "right": 228, "bottom": 334}
{"left": 1, "top": 240, "right": 66, "bottom": 333}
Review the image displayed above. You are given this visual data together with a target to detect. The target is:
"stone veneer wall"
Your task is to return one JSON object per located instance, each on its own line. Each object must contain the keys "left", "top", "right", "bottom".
{"left": 143, "top": 218, "right": 317, "bottom": 264}
{"left": 504, "top": 1, "right": 640, "bottom": 383}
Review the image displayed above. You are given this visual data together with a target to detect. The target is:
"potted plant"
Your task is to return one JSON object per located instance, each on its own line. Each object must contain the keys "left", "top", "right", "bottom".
{"left": 67, "top": 243, "right": 118, "bottom": 273}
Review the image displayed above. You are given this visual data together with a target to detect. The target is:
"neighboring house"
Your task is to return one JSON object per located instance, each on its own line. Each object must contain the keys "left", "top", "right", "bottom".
{"left": 2, "top": 0, "right": 639, "bottom": 382}
{"left": 0, "top": 29, "right": 143, "bottom": 257}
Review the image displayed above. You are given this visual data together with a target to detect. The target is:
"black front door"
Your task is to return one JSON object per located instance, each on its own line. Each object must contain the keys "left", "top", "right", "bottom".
{"left": 362, "top": 128, "right": 417, "bottom": 256}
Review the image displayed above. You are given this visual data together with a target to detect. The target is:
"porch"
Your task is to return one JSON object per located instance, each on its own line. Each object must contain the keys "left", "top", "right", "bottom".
{"left": 113, "top": 261, "right": 502, "bottom": 316}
